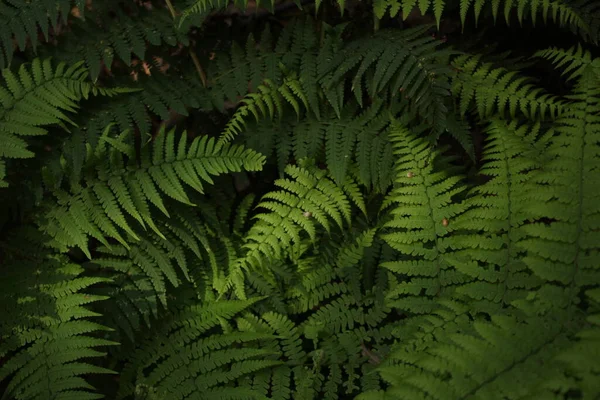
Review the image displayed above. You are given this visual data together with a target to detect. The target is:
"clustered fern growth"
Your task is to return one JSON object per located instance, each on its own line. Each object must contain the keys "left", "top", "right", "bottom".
{"left": 0, "top": 0, "right": 599, "bottom": 399}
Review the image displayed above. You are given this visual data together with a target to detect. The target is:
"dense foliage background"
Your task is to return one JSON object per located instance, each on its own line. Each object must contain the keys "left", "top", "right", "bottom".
{"left": 0, "top": 0, "right": 599, "bottom": 399}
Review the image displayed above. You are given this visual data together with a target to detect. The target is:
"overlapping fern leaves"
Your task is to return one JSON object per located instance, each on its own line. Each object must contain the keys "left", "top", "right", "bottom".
{"left": 211, "top": 20, "right": 453, "bottom": 142}
{"left": 322, "top": 25, "right": 452, "bottom": 130}
{"left": 117, "top": 298, "right": 282, "bottom": 399}
{"left": 359, "top": 51, "right": 600, "bottom": 400}
{"left": 363, "top": 307, "right": 578, "bottom": 400}
{"left": 181, "top": 0, "right": 595, "bottom": 43}
{"left": 61, "top": 70, "right": 210, "bottom": 177}
{"left": 360, "top": 290, "right": 600, "bottom": 400}
{"left": 238, "top": 100, "right": 397, "bottom": 191}
{"left": 229, "top": 159, "right": 364, "bottom": 298}
{"left": 44, "top": 4, "right": 188, "bottom": 80}
{"left": 282, "top": 230, "right": 395, "bottom": 399}
{"left": 88, "top": 199, "right": 237, "bottom": 341}
{"left": 0, "top": 58, "right": 127, "bottom": 187}
{"left": 204, "top": 20, "right": 322, "bottom": 111}
{"left": 0, "top": 238, "right": 116, "bottom": 400}
{"left": 517, "top": 53, "right": 600, "bottom": 309}
{"left": 449, "top": 120, "right": 549, "bottom": 313}
{"left": 0, "top": 0, "right": 87, "bottom": 69}
{"left": 1, "top": 0, "right": 600, "bottom": 398}
{"left": 114, "top": 222, "right": 397, "bottom": 400}
{"left": 220, "top": 74, "right": 310, "bottom": 143}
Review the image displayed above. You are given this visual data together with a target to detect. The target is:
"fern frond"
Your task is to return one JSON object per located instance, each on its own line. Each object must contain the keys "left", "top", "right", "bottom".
{"left": 0, "top": 251, "right": 116, "bottom": 400}
{"left": 280, "top": 226, "right": 392, "bottom": 386}
{"left": 434, "top": 112, "right": 476, "bottom": 162}
{"left": 353, "top": 102, "right": 404, "bottom": 192}
{"left": 227, "top": 159, "right": 363, "bottom": 299}
{"left": 236, "top": 312, "right": 328, "bottom": 400}
{"left": 62, "top": 70, "right": 208, "bottom": 172}
{"left": 241, "top": 159, "right": 356, "bottom": 265}
{"left": 89, "top": 200, "right": 231, "bottom": 339}
{"left": 93, "top": 236, "right": 185, "bottom": 306}
{"left": 240, "top": 100, "right": 395, "bottom": 191}
{"left": 261, "top": 312, "right": 307, "bottom": 363}
{"left": 206, "top": 21, "right": 318, "bottom": 109}
{"left": 534, "top": 44, "right": 596, "bottom": 81}
{"left": 281, "top": 229, "right": 393, "bottom": 399}
{"left": 572, "top": 0, "right": 600, "bottom": 41}
{"left": 199, "top": 18, "right": 331, "bottom": 125}
{"left": 39, "top": 125, "right": 265, "bottom": 258}
{"left": 220, "top": 75, "right": 308, "bottom": 143}
{"left": 380, "top": 121, "right": 470, "bottom": 314}
{"left": 543, "top": 288, "right": 600, "bottom": 398}
{"left": 367, "top": 290, "right": 599, "bottom": 400}
{"left": 451, "top": 54, "right": 565, "bottom": 120}
{"left": 179, "top": 0, "right": 236, "bottom": 25}
{"left": 90, "top": 271, "right": 159, "bottom": 343}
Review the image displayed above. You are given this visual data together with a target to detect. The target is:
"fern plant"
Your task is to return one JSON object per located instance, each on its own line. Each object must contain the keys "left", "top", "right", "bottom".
{"left": 0, "top": 0, "right": 599, "bottom": 399}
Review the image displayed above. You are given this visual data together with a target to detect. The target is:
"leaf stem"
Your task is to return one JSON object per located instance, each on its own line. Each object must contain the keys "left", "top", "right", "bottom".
{"left": 165, "top": 0, "right": 207, "bottom": 87}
